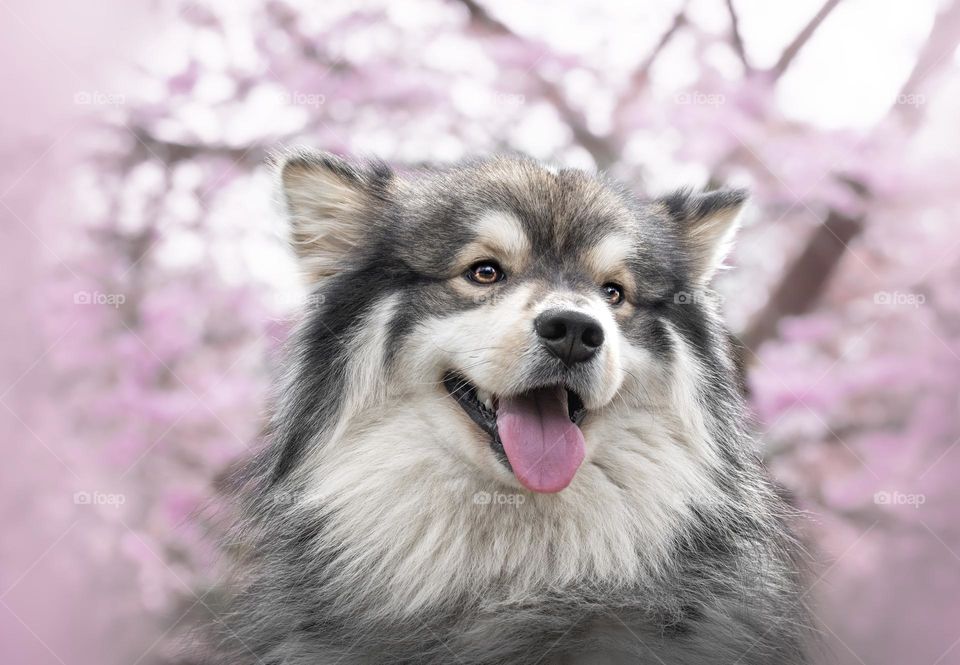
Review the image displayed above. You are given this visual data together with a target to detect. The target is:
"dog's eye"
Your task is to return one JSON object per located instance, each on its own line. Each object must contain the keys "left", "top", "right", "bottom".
{"left": 602, "top": 283, "right": 624, "bottom": 306}
{"left": 466, "top": 261, "right": 505, "bottom": 285}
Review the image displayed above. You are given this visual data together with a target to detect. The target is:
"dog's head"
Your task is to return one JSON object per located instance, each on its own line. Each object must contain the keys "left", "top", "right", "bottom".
{"left": 277, "top": 150, "right": 745, "bottom": 495}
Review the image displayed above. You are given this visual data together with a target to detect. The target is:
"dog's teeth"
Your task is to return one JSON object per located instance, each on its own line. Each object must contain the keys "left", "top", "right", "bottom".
{"left": 477, "top": 389, "right": 494, "bottom": 412}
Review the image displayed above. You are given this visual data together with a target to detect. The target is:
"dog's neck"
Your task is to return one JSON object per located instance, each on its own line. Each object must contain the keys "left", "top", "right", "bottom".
{"left": 288, "top": 383, "right": 729, "bottom": 622}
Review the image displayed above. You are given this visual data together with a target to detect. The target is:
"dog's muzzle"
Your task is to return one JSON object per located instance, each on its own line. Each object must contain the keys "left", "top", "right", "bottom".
{"left": 443, "top": 372, "right": 588, "bottom": 494}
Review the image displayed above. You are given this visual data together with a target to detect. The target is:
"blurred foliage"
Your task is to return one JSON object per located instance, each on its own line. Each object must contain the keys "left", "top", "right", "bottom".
{"left": 4, "top": 1, "right": 960, "bottom": 663}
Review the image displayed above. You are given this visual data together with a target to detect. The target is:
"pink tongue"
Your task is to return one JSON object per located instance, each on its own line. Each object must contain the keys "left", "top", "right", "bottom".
{"left": 496, "top": 386, "right": 585, "bottom": 493}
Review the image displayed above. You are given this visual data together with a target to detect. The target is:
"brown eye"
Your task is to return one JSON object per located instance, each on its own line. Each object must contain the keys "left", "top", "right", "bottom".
{"left": 466, "top": 261, "right": 505, "bottom": 285}
{"left": 602, "top": 283, "right": 624, "bottom": 306}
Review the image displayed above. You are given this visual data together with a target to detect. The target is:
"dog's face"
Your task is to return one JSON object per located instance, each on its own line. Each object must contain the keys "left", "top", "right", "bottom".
{"left": 279, "top": 151, "right": 744, "bottom": 495}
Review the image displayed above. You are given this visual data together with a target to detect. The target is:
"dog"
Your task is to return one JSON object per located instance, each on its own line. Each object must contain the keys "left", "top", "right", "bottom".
{"left": 204, "top": 150, "right": 811, "bottom": 664}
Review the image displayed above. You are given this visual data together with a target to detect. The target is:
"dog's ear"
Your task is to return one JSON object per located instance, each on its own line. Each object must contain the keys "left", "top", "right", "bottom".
{"left": 273, "top": 148, "right": 392, "bottom": 282}
{"left": 658, "top": 188, "right": 747, "bottom": 284}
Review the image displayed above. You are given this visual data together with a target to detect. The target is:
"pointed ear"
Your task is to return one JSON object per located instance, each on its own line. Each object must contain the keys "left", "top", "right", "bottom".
{"left": 272, "top": 148, "right": 392, "bottom": 282}
{"left": 658, "top": 188, "right": 747, "bottom": 284}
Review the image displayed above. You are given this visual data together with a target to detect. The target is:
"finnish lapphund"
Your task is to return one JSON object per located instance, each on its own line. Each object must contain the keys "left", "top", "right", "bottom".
{"left": 204, "top": 150, "right": 811, "bottom": 664}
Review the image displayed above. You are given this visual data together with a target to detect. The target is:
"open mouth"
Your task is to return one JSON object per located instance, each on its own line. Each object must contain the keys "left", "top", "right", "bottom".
{"left": 443, "top": 372, "right": 587, "bottom": 493}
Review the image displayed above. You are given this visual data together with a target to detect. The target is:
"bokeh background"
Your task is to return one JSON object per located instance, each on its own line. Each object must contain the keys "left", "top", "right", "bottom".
{"left": 2, "top": 0, "right": 959, "bottom": 663}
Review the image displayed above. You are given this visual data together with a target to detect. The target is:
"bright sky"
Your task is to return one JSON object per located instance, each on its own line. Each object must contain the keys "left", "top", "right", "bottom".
{"left": 487, "top": 0, "right": 941, "bottom": 129}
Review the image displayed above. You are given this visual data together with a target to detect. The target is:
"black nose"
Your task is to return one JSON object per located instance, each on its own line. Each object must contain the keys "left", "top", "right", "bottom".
{"left": 534, "top": 310, "right": 604, "bottom": 365}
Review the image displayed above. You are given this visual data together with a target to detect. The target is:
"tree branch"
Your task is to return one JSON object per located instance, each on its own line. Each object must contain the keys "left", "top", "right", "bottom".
{"left": 772, "top": 0, "right": 845, "bottom": 79}
{"left": 740, "top": 205, "right": 865, "bottom": 351}
{"left": 538, "top": 84, "right": 619, "bottom": 169}
{"left": 455, "top": 0, "right": 620, "bottom": 169}
{"left": 740, "top": 0, "right": 960, "bottom": 352}
{"left": 128, "top": 126, "right": 264, "bottom": 166}
{"left": 626, "top": 7, "right": 688, "bottom": 96}
{"left": 724, "top": 0, "right": 751, "bottom": 71}
{"left": 609, "top": 5, "right": 688, "bottom": 135}
{"left": 707, "top": 0, "right": 848, "bottom": 188}
{"left": 457, "top": 0, "right": 510, "bottom": 33}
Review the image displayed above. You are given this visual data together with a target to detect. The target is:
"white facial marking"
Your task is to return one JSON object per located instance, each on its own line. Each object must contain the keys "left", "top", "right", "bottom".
{"left": 584, "top": 233, "right": 633, "bottom": 279}
{"left": 466, "top": 210, "right": 530, "bottom": 264}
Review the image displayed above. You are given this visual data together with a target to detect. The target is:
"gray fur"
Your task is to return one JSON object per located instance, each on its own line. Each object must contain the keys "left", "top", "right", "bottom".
{"left": 199, "top": 151, "right": 812, "bottom": 664}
